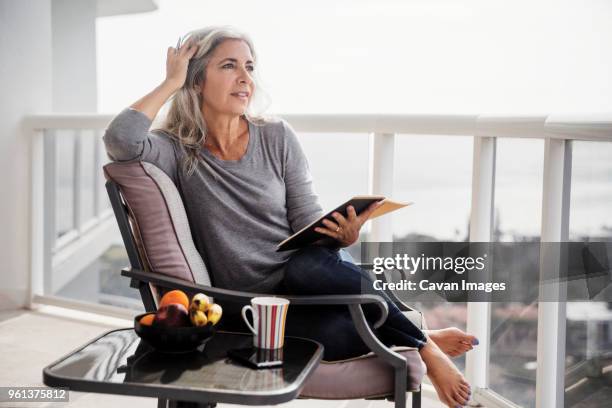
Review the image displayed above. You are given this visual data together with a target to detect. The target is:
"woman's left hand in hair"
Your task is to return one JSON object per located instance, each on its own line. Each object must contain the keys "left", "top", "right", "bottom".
{"left": 314, "top": 200, "right": 384, "bottom": 247}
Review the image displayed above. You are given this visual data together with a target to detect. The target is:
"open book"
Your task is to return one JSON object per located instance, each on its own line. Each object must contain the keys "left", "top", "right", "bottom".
{"left": 276, "top": 195, "right": 412, "bottom": 252}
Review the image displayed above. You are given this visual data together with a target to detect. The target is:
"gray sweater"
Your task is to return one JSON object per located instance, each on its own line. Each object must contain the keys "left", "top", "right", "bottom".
{"left": 103, "top": 108, "right": 324, "bottom": 292}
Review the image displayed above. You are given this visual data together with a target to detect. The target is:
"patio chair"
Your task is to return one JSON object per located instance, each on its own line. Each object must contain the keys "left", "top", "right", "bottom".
{"left": 103, "top": 160, "right": 427, "bottom": 408}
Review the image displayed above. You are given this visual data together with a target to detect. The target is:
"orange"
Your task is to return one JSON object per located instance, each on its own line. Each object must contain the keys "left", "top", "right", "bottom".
{"left": 159, "top": 290, "right": 190, "bottom": 310}
{"left": 139, "top": 313, "right": 155, "bottom": 326}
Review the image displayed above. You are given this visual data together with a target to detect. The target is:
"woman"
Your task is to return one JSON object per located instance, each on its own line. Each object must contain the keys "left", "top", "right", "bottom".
{"left": 103, "top": 26, "right": 476, "bottom": 407}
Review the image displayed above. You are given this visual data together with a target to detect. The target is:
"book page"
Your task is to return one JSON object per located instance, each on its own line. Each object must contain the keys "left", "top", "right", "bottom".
{"left": 369, "top": 199, "right": 412, "bottom": 220}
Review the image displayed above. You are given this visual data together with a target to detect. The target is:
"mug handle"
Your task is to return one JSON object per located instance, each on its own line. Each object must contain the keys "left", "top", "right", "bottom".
{"left": 241, "top": 305, "right": 256, "bottom": 335}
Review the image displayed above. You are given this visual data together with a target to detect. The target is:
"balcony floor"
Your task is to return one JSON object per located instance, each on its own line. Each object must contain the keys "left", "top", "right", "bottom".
{"left": 0, "top": 307, "right": 442, "bottom": 408}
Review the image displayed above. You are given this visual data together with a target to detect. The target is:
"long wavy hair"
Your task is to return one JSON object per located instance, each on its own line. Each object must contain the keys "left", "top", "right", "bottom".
{"left": 158, "top": 26, "right": 271, "bottom": 177}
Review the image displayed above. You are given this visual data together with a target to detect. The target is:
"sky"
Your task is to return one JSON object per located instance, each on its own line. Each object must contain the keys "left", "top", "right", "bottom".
{"left": 96, "top": 0, "right": 612, "bottom": 240}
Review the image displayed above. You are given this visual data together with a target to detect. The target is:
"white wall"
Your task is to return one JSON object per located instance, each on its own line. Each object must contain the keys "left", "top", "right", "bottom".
{"left": 0, "top": 1, "right": 53, "bottom": 309}
{"left": 52, "top": 0, "right": 98, "bottom": 112}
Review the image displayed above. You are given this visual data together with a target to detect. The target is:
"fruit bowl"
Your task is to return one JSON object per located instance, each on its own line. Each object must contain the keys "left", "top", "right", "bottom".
{"left": 134, "top": 313, "right": 217, "bottom": 353}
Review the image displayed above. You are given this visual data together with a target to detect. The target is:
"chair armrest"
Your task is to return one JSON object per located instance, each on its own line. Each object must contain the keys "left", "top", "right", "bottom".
{"left": 121, "top": 267, "right": 389, "bottom": 328}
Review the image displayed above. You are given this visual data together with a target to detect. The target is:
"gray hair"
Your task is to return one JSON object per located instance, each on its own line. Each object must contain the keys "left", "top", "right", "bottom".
{"left": 158, "top": 26, "right": 271, "bottom": 177}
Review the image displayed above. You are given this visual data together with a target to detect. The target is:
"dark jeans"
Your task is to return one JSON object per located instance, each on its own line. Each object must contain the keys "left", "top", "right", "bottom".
{"left": 220, "top": 246, "right": 427, "bottom": 361}
{"left": 279, "top": 246, "right": 427, "bottom": 361}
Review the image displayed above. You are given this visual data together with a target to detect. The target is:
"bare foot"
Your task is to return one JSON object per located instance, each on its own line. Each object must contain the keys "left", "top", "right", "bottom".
{"left": 420, "top": 339, "right": 472, "bottom": 407}
{"left": 424, "top": 327, "right": 478, "bottom": 357}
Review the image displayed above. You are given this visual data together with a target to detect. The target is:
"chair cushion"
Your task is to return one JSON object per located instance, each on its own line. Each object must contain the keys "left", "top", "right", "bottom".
{"left": 301, "top": 308, "right": 426, "bottom": 399}
{"left": 300, "top": 346, "right": 426, "bottom": 398}
{"left": 103, "top": 161, "right": 211, "bottom": 286}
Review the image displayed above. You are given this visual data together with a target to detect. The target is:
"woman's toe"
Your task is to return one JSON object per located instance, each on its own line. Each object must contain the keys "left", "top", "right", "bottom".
{"left": 448, "top": 393, "right": 462, "bottom": 407}
{"left": 452, "top": 392, "right": 468, "bottom": 407}
{"left": 457, "top": 387, "right": 470, "bottom": 400}
{"left": 455, "top": 393, "right": 469, "bottom": 406}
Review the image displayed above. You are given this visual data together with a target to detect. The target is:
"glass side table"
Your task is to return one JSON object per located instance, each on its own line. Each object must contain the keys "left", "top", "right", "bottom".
{"left": 43, "top": 328, "right": 323, "bottom": 408}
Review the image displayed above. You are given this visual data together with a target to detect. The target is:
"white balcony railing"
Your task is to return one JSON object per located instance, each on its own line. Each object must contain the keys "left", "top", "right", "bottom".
{"left": 25, "top": 112, "right": 612, "bottom": 408}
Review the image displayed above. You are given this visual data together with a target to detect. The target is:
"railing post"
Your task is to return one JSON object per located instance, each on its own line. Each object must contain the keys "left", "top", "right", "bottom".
{"left": 368, "top": 132, "right": 405, "bottom": 404}
{"left": 536, "top": 138, "right": 570, "bottom": 408}
{"left": 29, "top": 128, "right": 46, "bottom": 306}
{"left": 369, "top": 133, "right": 395, "bottom": 241}
{"left": 93, "top": 131, "right": 101, "bottom": 218}
{"left": 73, "top": 130, "right": 82, "bottom": 231}
{"left": 43, "top": 130, "right": 57, "bottom": 295}
{"left": 466, "top": 135, "right": 495, "bottom": 391}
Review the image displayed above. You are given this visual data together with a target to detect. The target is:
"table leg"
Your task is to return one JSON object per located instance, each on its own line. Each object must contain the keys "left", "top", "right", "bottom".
{"left": 157, "top": 399, "right": 216, "bottom": 408}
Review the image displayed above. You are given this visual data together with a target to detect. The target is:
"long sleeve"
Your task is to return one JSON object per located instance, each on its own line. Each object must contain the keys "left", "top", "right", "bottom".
{"left": 282, "top": 120, "right": 324, "bottom": 233}
{"left": 102, "top": 108, "right": 179, "bottom": 182}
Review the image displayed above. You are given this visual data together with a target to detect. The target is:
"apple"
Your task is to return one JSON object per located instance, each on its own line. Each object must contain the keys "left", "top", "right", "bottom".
{"left": 154, "top": 304, "right": 190, "bottom": 328}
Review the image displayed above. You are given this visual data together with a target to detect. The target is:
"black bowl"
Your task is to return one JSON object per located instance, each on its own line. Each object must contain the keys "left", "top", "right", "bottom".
{"left": 134, "top": 313, "right": 217, "bottom": 353}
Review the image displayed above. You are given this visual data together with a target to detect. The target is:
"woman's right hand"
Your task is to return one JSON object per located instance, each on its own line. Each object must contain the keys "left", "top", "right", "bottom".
{"left": 164, "top": 38, "right": 199, "bottom": 91}
{"left": 128, "top": 38, "right": 199, "bottom": 120}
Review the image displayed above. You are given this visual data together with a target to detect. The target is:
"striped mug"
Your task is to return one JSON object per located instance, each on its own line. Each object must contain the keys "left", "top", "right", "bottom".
{"left": 241, "top": 297, "right": 290, "bottom": 349}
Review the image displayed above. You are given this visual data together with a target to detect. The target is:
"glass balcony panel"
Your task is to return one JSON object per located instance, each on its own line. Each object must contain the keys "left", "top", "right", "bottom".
{"left": 569, "top": 141, "right": 612, "bottom": 242}
{"left": 494, "top": 138, "right": 544, "bottom": 241}
{"left": 54, "top": 227, "right": 142, "bottom": 311}
{"left": 566, "top": 140, "right": 612, "bottom": 407}
{"left": 490, "top": 138, "right": 544, "bottom": 407}
{"left": 392, "top": 134, "right": 473, "bottom": 373}
{"left": 393, "top": 134, "right": 473, "bottom": 242}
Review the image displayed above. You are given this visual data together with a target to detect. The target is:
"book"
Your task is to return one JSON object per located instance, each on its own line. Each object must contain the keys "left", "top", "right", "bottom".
{"left": 276, "top": 195, "right": 412, "bottom": 252}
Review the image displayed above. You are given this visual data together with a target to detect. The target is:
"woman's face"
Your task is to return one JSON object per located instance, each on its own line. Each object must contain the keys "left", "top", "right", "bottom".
{"left": 200, "top": 39, "right": 255, "bottom": 117}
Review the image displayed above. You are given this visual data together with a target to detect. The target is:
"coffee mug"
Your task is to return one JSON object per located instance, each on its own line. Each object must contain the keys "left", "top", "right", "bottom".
{"left": 241, "top": 297, "right": 290, "bottom": 349}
